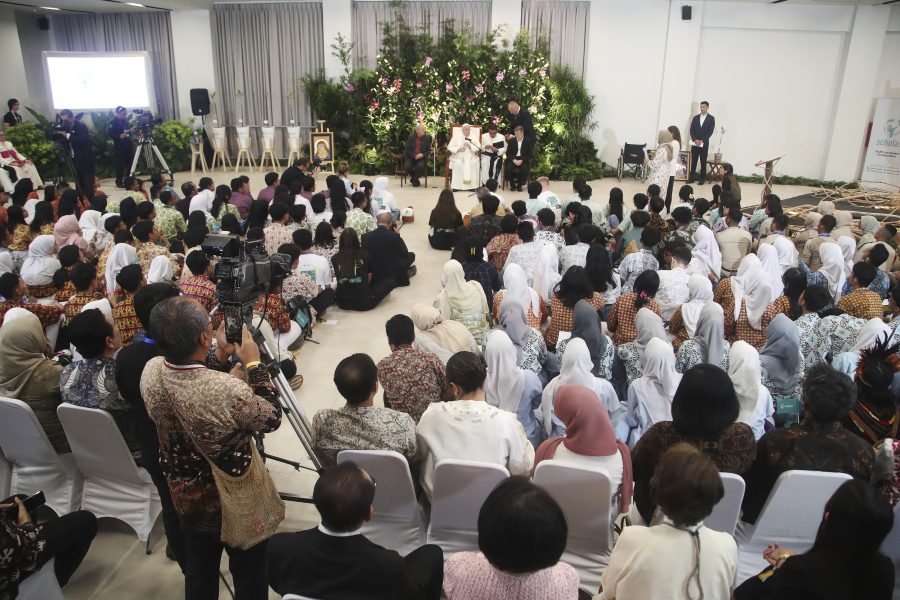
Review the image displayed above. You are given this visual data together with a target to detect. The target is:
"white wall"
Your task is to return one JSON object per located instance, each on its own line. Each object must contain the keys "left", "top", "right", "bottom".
{"left": 170, "top": 10, "right": 216, "bottom": 122}
{"left": 0, "top": 8, "right": 30, "bottom": 119}
{"left": 322, "top": 0, "right": 352, "bottom": 78}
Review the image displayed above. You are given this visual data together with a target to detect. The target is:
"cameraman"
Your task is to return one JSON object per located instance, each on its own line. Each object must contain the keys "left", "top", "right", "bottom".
{"left": 108, "top": 106, "right": 133, "bottom": 189}
{"left": 141, "top": 296, "right": 283, "bottom": 600}
{"left": 59, "top": 109, "right": 95, "bottom": 197}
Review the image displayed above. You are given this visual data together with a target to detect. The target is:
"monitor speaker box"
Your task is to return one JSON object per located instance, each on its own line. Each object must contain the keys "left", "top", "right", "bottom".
{"left": 38, "top": 16, "right": 49, "bottom": 30}
{"left": 682, "top": 5, "right": 692, "bottom": 20}
{"left": 190, "top": 88, "right": 210, "bottom": 116}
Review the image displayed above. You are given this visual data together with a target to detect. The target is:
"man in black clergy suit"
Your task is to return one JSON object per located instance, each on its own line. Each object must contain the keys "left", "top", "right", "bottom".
{"left": 267, "top": 461, "right": 444, "bottom": 600}
{"left": 688, "top": 100, "right": 716, "bottom": 185}
{"left": 362, "top": 213, "right": 416, "bottom": 286}
{"left": 505, "top": 126, "right": 534, "bottom": 192}
{"left": 506, "top": 100, "right": 535, "bottom": 141}
{"left": 60, "top": 109, "right": 95, "bottom": 196}
{"left": 108, "top": 106, "right": 133, "bottom": 189}
{"left": 403, "top": 124, "right": 432, "bottom": 187}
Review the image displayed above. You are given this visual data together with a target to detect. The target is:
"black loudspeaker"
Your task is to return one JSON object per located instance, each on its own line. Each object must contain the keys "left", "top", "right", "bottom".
{"left": 190, "top": 88, "right": 210, "bottom": 116}
{"left": 682, "top": 5, "right": 692, "bottom": 20}
{"left": 38, "top": 16, "right": 49, "bottom": 30}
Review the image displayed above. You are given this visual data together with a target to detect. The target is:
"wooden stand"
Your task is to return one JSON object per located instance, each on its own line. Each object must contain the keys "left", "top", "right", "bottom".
{"left": 755, "top": 155, "right": 784, "bottom": 200}
{"left": 190, "top": 143, "right": 208, "bottom": 174}
{"left": 210, "top": 128, "right": 232, "bottom": 172}
{"left": 234, "top": 127, "right": 257, "bottom": 173}
{"left": 260, "top": 127, "right": 280, "bottom": 171}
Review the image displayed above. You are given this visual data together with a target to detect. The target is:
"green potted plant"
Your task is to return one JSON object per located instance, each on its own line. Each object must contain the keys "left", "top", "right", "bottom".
{"left": 715, "top": 126, "right": 726, "bottom": 162}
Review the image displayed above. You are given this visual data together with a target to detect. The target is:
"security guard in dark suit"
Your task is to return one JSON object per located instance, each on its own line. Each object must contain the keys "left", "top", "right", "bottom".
{"left": 108, "top": 106, "right": 133, "bottom": 188}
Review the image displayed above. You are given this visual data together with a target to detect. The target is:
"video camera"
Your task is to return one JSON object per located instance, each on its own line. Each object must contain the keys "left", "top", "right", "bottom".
{"left": 201, "top": 234, "right": 292, "bottom": 343}
{"left": 132, "top": 109, "right": 163, "bottom": 135}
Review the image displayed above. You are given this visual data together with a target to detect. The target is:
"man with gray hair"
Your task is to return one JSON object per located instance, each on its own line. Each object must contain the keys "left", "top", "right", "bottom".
{"left": 403, "top": 123, "right": 432, "bottom": 187}
{"left": 141, "top": 296, "right": 283, "bottom": 599}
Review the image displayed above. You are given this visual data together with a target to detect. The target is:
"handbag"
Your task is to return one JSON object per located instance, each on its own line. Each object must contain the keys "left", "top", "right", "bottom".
{"left": 401, "top": 206, "right": 415, "bottom": 223}
{"left": 171, "top": 393, "right": 285, "bottom": 550}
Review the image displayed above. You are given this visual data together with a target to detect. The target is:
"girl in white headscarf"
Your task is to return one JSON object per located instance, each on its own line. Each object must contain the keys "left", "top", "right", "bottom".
{"left": 669, "top": 274, "right": 713, "bottom": 347}
{"left": 854, "top": 216, "right": 880, "bottom": 262}
{"left": 78, "top": 210, "right": 101, "bottom": 247}
{"left": 692, "top": 225, "right": 721, "bottom": 280}
{"left": 105, "top": 243, "right": 137, "bottom": 295}
{"left": 837, "top": 236, "right": 856, "bottom": 278}
{"left": 617, "top": 308, "right": 670, "bottom": 386}
{"left": 20, "top": 235, "right": 60, "bottom": 295}
{"left": 715, "top": 252, "right": 762, "bottom": 308}
{"left": 728, "top": 270, "right": 774, "bottom": 351}
{"left": 757, "top": 243, "right": 783, "bottom": 301}
{"left": 94, "top": 212, "right": 119, "bottom": 253}
{"left": 626, "top": 337, "right": 682, "bottom": 447}
{"left": 771, "top": 230, "right": 798, "bottom": 273}
{"left": 485, "top": 330, "right": 544, "bottom": 448}
{"left": 371, "top": 176, "right": 399, "bottom": 221}
{"left": 0, "top": 252, "right": 14, "bottom": 276}
{"left": 146, "top": 254, "right": 173, "bottom": 284}
{"left": 675, "top": 301, "right": 731, "bottom": 373}
{"left": 728, "top": 341, "right": 773, "bottom": 440}
{"left": 542, "top": 337, "right": 622, "bottom": 439}
{"left": 410, "top": 303, "right": 480, "bottom": 365}
{"left": 493, "top": 262, "right": 544, "bottom": 328}
{"left": 802, "top": 242, "right": 846, "bottom": 304}
{"left": 531, "top": 244, "right": 561, "bottom": 304}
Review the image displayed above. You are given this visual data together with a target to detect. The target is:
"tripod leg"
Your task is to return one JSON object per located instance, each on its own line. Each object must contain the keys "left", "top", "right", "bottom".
{"left": 130, "top": 144, "right": 142, "bottom": 177}
{"left": 150, "top": 141, "right": 174, "bottom": 182}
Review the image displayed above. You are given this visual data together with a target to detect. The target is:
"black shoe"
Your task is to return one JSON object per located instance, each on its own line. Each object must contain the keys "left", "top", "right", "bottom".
{"left": 411, "top": 179, "right": 420, "bottom": 187}
{"left": 697, "top": 180, "right": 706, "bottom": 186}
{"left": 115, "top": 181, "right": 125, "bottom": 189}
{"left": 687, "top": 178, "right": 694, "bottom": 184}
{"left": 407, "top": 265, "right": 417, "bottom": 279}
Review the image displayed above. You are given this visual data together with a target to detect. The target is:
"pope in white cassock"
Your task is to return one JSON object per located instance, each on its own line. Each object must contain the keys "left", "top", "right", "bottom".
{"left": 447, "top": 124, "right": 482, "bottom": 191}
{"left": 0, "top": 129, "right": 42, "bottom": 192}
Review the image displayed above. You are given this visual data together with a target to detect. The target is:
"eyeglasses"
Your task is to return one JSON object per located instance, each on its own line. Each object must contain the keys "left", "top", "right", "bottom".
{"left": 371, "top": 476, "right": 377, "bottom": 489}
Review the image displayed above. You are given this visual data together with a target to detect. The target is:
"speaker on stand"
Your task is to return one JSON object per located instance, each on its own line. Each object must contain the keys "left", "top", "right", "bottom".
{"left": 189, "top": 89, "right": 215, "bottom": 165}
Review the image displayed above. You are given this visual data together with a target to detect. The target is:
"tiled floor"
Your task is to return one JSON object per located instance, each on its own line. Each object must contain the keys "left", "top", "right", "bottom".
{"left": 59, "top": 169, "right": 816, "bottom": 599}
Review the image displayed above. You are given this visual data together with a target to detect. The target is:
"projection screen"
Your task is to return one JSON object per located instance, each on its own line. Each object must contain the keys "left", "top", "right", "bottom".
{"left": 43, "top": 51, "right": 156, "bottom": 111}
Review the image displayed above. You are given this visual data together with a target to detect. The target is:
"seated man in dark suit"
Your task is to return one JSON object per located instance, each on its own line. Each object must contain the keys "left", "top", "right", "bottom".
{"left": 268, "top": 461, "right": 444, "bottom": 600}
{"left": 504, "top": 126, "right": 534, "bottom": 192}
{"left": 361, "top": 213, "right": 416, "bottom": 287}
{"left": 404, "top": 124, "right": 432, "bottom": 187}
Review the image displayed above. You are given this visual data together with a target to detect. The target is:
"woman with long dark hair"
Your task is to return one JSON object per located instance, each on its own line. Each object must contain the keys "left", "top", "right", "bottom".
{"left": 52, "top": 244, "right": 82, "bottom": 301}
{"left": 772, "top": 267, "right": 807, "bottom": 320}
{"left": 119, "top": 197, "right": 138, "bottom": 229}
{"left": 428, "top": 188, "right": 464, "bottom": 250}
{"left": 328, "top": 179, "right": 350, "bottom": 213}
{"left": 6, "top": 205, "right": 30, "bottom": 268}
{"left": 29, "top": 201, "right": 54, "bottom": 236}
{"left": 244, "top": 199, "right": 269, "bottom": 233}
{"left": 331, "top": 228, "right": 395, "bottom": 311}
{"left": 330, "top": 210, "right": 347, "bottom": 238}
{"left": 546, "top": 265, "right": 603, "bottom": 346}
{"left": 665, "top": 125, "right": 682, "bottom": 213}
{"left": 312, "top": 221, "right": 339, "bottom": 270}
{"left": 585, "top": 243, "right": 620, "bottom": 319}
{"left": 605, "top": 187, "right": 625, "bottom": 230}
{"left": 11, "top": 178, "right": 34, "bottom": 207}
{"left": 208, "top": 184, "right": 239, "bottom": 233}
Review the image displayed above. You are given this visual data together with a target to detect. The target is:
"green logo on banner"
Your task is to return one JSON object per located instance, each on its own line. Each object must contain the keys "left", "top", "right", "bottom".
{"left": 886, "top": 119, "right": 900, "bottom": 138}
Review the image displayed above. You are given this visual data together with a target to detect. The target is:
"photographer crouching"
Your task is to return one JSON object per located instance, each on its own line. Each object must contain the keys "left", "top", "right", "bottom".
{"left": 140, "top": 296, "right": 284, "bottom": 600}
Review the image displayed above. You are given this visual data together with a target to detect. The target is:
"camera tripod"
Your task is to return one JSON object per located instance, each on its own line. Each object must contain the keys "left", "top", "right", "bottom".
{"left": 129, "top": 131, "right": 174, "bottom": 182}
{"left": 52, "top": 139, "right": 82, "bottom": 196}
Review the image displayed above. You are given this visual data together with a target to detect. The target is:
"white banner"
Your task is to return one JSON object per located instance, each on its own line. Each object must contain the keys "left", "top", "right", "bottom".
{"left": 862, "top": 98, "right": 900, "bottom": 191}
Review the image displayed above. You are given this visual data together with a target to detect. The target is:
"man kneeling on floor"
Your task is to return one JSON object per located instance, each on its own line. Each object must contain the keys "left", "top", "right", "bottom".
{"left": 268, "top": 461, "right": 444, "bottom": 599}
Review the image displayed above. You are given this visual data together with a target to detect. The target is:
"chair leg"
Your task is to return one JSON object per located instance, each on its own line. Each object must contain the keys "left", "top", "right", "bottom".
{"left": 145, "top": 532, "right": 152, "bottom": 555}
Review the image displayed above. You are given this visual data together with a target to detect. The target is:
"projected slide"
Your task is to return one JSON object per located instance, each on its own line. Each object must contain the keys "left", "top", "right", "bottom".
{"left": 45, "top": 52, "right": 153, "bottom": 111}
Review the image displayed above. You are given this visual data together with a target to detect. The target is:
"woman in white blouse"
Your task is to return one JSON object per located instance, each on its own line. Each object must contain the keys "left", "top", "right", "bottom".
{"left": 665, "top": 125, "right": 682, "bottom": 213}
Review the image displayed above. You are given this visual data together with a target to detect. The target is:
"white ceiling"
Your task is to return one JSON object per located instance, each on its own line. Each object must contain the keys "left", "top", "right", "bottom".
{"left": 1, "top": 0, "right": 894, "bottom": 16}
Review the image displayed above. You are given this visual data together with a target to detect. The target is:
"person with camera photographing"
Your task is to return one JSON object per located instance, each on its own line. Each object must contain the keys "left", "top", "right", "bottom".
{"left": 141, "top": 296, "right": 284, "bottom": 600}
{"left": 108, "top": 106, "right": 133, "bottom": 189}
{"left": 59, "top": 109, "right": 95, "bottom": 198}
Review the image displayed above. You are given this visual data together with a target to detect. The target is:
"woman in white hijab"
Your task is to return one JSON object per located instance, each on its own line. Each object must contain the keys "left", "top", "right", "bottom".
{"left": 0, "top": 252, "right": 15, "bottom": 276}
{"left": 410, "top": 303, "right": 480, "bottom": 365}
{"left": 793, "top": 211, "right": 821, "bottom": 252}
{"left": 668, "top": 274, "right": 713, "bottom": 347}
{"left": 837, "top": 236, "right": 856, "bottom": 278}
{"left": 675, "top": 301, "right": 730, "bottom": 373}
{"left": 531, "top": 244, "right": 561, "bottom": 304}
{"left": 146, "top": 254, "right": 173, "bottom": 284}
{"left": 20, "top": 235, "right": 60, "bottom": 298}
{"left": 434, "top": 259, "right": 491, "bottom": 344}
{"left": 485, "top": 330, "right": 544, "bottom": 448}
{"left": 104, "top": 243, "right": 137, "bottom": 295}
{"left": 831, "top": 318, "right": 894, "bottom": 378}
{"left": 692, "top": 225, "right": 721, "bottom": 281}
{"left": 728, "top": 341, "right": 773, "bottom": 440}
{"left": 493, "top": 262, "right": 544, "bottom": 328}
{"left": 805, "top": 242, "right": 846, "bottom": 304}
{"left": 832, "top": 210, "right": 854, "bottom": 240}
{"left": 727, "top": 270, "right": 774, "bottom": 351}
{"left": 626, "top": 337, "right": 682, "bottom": 447}
{"left": 78, "top": 210, "right": 101, "bottom": 249}
{"left": 854, "top": 215, "right": 880, "bottom": 262}
{"left": 757, "top": 243, "right": 783, "bottom": 301}
{"left": 715, "top": 252, "right": 762, "bottom": 307}
{"left": 94, "top": 212, "right": 120, "bottom": 255}
{"left": 771, "top": 230, "right": 799, "bottom": 273}
{"left": 542, "top": 337, "right": 623, "bottom": 439}
{"left": 371, "top": 176, "right": 399, "bottom": 221}
{"left": 617, "top": 308, "right": 670, "bottom": 386}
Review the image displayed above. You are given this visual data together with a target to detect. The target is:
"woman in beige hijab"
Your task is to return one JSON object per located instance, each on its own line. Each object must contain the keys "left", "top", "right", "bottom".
{"left": 647, "top": 130, "right": 674, "bottom": 192}
{"left": 410, "top": 303, "right": 481, "bottom": 365}
{"left": 0, "top": 312, "right": 69, "bottom": 453}
{"left": 434, "top": 259, "right": 491, "bottom": 344}
{"left": 793, "top": 211, "right": 821, "bottom": 252}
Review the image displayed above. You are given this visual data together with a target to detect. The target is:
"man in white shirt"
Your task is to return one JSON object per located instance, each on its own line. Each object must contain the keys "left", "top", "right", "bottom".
{"left": 558, "top": 225, "right": 601, "bottom": 276}
{"left": 416, "top": 352, "right": 534, "bottom": 500}
{"left": 619, "top": 227, "right": 661, "bottom": 295}
{"left": 189, "top": 176, "right": 216, "bottom": 216}
{"left": 656, "top": 245, "right": 692, "bottom": 321}
{"left": 481, "top": 123, "right": 506, "bottom": 183}
{"left": 503, "top": 223, "right": 544, "bottom": 286}
{"left": 535, "top": 176, "right": 560, "bottom": 209}
{"left": 292, "top": 229, "right": 333, "bottom": 287}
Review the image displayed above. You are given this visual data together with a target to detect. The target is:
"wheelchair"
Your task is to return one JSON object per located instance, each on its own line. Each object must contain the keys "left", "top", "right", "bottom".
{"left": 617, "top": 143, "right": 648, "bottom": 182}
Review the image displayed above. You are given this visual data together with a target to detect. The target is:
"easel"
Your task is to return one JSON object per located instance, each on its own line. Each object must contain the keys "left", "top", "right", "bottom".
{"left": 313, "top": 120, "right": 335, "bottom": 176}
{"left": 755, "top": 155, "right": 784, "bottom": 200}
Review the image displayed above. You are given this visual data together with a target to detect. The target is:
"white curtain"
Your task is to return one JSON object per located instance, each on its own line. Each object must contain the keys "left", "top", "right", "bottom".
{"left": 521, "top": 1, "right": 590, "bottom": 77}
{"left": 352, "top": 0, "right": 492, "bottom": 70}
{"left": 212, "top": 2, "right": 325, "bottom": 156}
{"left": 53, "top": 12, "right": 179, "bottom": 120}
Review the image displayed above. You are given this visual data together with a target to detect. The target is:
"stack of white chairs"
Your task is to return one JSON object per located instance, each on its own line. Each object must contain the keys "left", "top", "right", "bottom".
{"left": 0, "top": 397, "right": 83, "bottom": 516}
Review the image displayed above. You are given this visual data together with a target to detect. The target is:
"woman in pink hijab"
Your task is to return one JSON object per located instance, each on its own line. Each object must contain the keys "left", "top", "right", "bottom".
{"left": 53, "top": 215, "right": 94, "bottom": 261}
{"left": 534, "top": 383, "right": 633, "bottom": 516}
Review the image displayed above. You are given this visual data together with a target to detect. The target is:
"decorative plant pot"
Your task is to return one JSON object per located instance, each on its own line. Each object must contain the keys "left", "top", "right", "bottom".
{"left": 714, "top": 153, "right": 723, "bottom": 162}
{"left": 261, "top": 126, "right": 276, "bottom": 150}
{"left": 287, "top": 126, "right": 301, "bottom": 150}
{"left": 236, "top": 126, "right": 251, "bottom": 150}
{"left": 212, "top": 127, "right": 226, "bottom": 150}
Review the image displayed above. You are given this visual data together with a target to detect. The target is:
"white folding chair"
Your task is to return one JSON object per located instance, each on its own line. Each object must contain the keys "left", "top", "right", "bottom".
{"left": 336, "top": 450, "right": 426, "bottom": 556}
{"left": 704, "top": 472, "right": 745, "bottom": 536}
{"left": 735, "top": 470, "right": 852, "bottom": 584}
{"left": 17, "top": 558, "right": 65, "bottom": 600}
{"left": 57, "top": 404, "right": 162, "bottom": 552}
{"left": 0, "top": 397, "right": 83, "bottom": 516}
{"left": 533, "top": 462, "right": 613, "bottom": 593}
{"left": 878, "top": 499, "right": 900, "bottom": 598}
{"left": 427, "top": 459, "right": 508, "bottom": 560}
{"left": 0, "top": 445, "right": 11, "bottom": 499}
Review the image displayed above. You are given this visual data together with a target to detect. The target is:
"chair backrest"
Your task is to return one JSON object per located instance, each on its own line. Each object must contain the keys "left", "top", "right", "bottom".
{"left": 749, "top": 470, "right": 852, "bottom": 545}
{"left": 449, "top": 124, "right": 483, "bottom": 147}
{"left": 429, "top": 459, "right": 508, "bottom": 533}
{"left": 0, "top": 397, "right": 64, "bottom": 468}
{"left": 622, "top": 143, "right": 646, "bottom": 164}
{"left": 56, "top": 404, "right": 143, "bottom": 484}
{"left": 336, "top": 450, "right": 418, "bottom": 520}
{"left": 533, "top": 461, "right": 613, "bottom": 551}
{"left": 704, "top": 472, "right": 745, "bottom": 536}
